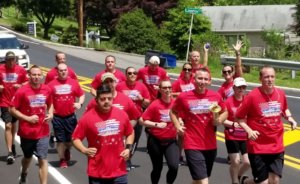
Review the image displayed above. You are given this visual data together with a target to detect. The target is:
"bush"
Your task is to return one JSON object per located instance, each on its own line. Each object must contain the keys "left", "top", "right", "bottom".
{"left": 60, "top": 25, "right": 78, "bottom": 45}
{"left": 114, "top": 9, "right": 164, "bottom": 54}
{"left": 12, "top": 22, "right": 27, "bottom": 33}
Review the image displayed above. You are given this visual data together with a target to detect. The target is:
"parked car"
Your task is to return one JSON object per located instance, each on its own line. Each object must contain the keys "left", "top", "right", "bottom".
{"left": 0, "top": 32, "right": 30, "bottom": 70}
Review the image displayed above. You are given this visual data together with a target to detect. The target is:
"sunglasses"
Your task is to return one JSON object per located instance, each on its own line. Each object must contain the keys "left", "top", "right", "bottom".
{"left": 161, "top": 86, "right": 172, "bottom": 90}
{"left": 236, "top": 86, "right": 247, "bottom": 89}
{"left": 222, "top": 70, "right": 232, "bottom": 74}
{"left": 183, "top": 68, "right": 192, "bottom": 72}
{"left": 127, "top": 72, "right": 137, "bottom": 75}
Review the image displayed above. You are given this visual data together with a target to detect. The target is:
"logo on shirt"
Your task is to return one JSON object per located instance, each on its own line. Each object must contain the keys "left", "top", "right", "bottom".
{"left": 2, "top": 73, "right": 18, "bottom": 83}
{"left": 28, "top": 94, "right": 47, "bottom": 107}
{"left": 159, "top": 109, "right": 171, "bottom": 122}
{"left": 180, "top": 83, "right": 195, "bottom": 92}
{"left": 123, "top": 90, "right": 140, "bottom": 100}
{"left": 225, "top": 87, "right": 234, "bottom": 98}
{"left": 145, "top": 75, "right": 160, "bottom": 85}
{"left": 113, "top": 103, "right": 124, "bottom": 110}
{"left": 259, "top": 101, "right": 281, "bottom": 117}
{"left": 96, "top": 119, "right": 120, "bottom": 136}
{"left": 54, "top": 84, "right": 72, "bottom": 95}
{"left": 188, "top": 99, "right": 217, "bottom": 114}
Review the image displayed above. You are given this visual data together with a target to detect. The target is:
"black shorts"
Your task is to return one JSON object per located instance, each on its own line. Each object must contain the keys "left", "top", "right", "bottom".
{"left": 225, "top": 139, "right": 247, "bottom": 155}
{"left": 248, "top": 152, "right": 284, "bottom": 183}
{"left": 185, "top": 149, "right": 217, "bottom": 180}
{"left": 88, "top": 174, "right": 127, "bottom": 184}
{"left": 52, "top": 114, "right": 77, "bottom": 142}
{"left": 20, "top": 137, "right": 49, "bottom": 159}
{"left": 1, "top": 107, "right": 17, "bottom": 123}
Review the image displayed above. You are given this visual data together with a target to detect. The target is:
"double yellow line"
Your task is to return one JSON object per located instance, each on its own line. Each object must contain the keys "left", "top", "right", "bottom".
{"left": 40, "top": 67, "right": 300, "bottom": 170}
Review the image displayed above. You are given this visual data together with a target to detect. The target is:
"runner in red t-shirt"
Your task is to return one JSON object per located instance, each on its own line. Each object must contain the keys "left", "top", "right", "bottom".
{"left": 140, "top": 80, "right": 179, "bottom": 184}
{"left": 188, "top": 44, "right": 209, "bottom": 74}
{"left": 48, "top": 63, "right": 85, "bottom": 168}
{"left": 90, "top": 55, "right": 126, "bottom": 97}
{"left": 170, "top": 68, "right": 228, "bottom": 183}
{"left": 0, "top": 51, "right": 28, "bottom": 164}
{"left": 218, "top": 40, "right": 244, "bottom": 100}
{"left": 137, "top": 56, "right": 168, "bottom": 101}
{"left": 223, "top": 77, "right": 250, "bottom": 184}
{"left": 236, "top": 66, "right": 297, "bottom": 184}
{"left": 44, "top": 52, "right": 77, "bottom": 84}
{"left": 10, "top": 65, "right": 54, "bottom": 184}
{"left": 72, "top": 84, "right": 134, "bottom": 183}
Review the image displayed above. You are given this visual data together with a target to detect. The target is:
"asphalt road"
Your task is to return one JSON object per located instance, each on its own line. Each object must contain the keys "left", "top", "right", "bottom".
{"left": 0, "top": 31, "right": 299, "bottom": 184}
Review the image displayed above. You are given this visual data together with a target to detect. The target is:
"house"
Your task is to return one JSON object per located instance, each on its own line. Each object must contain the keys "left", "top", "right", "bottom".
{"left": 201, "top": 5, "right": 299, "bottom": 55}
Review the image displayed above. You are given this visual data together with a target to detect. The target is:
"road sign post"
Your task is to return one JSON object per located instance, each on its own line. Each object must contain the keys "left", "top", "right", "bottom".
{"left": 184, "top": 7, "right": 202, "bottom": 62}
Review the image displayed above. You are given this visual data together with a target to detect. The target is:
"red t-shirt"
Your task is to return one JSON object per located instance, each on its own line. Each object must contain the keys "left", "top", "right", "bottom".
{"left": 218, "top": 81, "right": 234, "bottom": 100}
{"left": 172, "top": 89, "right": 226, "bottom": 150}
{"left": 44, "top": 66, "right": 77, "bottom": 84}
{"left": 72, "top": 106, "right": 133, "bottom": 178}
{"left": 90, "top": 69, "right": 126, "bottom": 89}
{"left": 116, "top": 81, "right": 150, "bottom": 113}
{"left": 142, "top": 99, "right": 177, "bottom": 140}
{"left": 224, "top": 96, "right": 247, "bottom": 141}
{"left": 236, "top": 87, "right": 287, "bottom": 154}
{"left": 0, "top": 64, "right": 28, "bottom": 107}
{"left": 137, "top": 66, "right": 168, "bottom": 100}
{"left": 172, "top": 75, "right": 195, "bottom": 93}
{"left": 85, "top": 92, "right": 141, "bottom": 120}
{"left": 48, "top": 78, "right": 84, "bottom": 116}
{"left": 11, "top": 84, "right": 53, "bottom": 139}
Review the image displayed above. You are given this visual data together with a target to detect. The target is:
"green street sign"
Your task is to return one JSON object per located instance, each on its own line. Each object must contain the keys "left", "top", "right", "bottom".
{"left": 184, "top": 7, "right": 202, "bottom": 14}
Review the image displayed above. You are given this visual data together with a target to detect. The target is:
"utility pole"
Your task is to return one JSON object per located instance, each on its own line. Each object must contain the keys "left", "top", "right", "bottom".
{"left": 78, "top": 0, "right": 83, "bottom": 47}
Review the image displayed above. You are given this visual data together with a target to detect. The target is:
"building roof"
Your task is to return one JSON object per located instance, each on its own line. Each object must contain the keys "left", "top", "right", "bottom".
{"left": 202, "top": 5, "right": 296, "bottom": 32}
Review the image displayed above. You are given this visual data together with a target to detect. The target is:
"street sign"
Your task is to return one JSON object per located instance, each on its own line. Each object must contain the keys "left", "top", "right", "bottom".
{"left": 184, "top": 7, "right": 202, "bottom": 14}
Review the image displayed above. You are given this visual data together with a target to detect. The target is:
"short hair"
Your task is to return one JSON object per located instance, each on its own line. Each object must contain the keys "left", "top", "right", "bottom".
{"left": 55, "top": 52, "right": 65, "bottom": 60}
{"left": 125, "top": 66, "right": 135, "bottom": 74}
{"left": 105, "top": 55, "right": 116, "bottom": 62}
{"left": 29, "top": 65, "right": 41, "bottom": 74}
{"left": 222, "top": 64, "right": 234, "bottom": 72}
{"left": 96, "top": 84, "right": 112, "bottom": 98}
{"left": 194, "top": 67, "right": 211, "bottom": 79}
{"left": 259, "top": 65, "right": 275, "bottom": 78}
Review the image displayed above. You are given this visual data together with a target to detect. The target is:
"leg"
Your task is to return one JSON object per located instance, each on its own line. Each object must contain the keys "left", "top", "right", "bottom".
{"left": 164, "top": 141, "right": 179, "bottom": 184}
{"left": 21, "top": 156, "right": 32, "bottom": 174}
{"left": 229, "top": 153, "right": 240, "bottom": 184}
{"left": 238, "top": 153, "right": 250, "bottom": 178}
{"left": 57, "top": 142, "right": 66, "bottom": 159}
{"left": 5, "top": 122, "right": 13, "bottom": 152}
{"left": 147, "top": 136, "right": 164, "bottom": 184}
{"left": 267, "top": 173, "right": 280, "bottom": 184}
{"left": 38, "top": 159, "right": 48, "bottom": 184}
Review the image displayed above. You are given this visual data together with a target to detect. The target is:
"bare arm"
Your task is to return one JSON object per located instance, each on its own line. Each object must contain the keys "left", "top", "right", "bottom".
{"left": 233, "top": 40, "right": 243, "bottom": 77}
{"left": 72, "top": 139, "right": 97, "bottom": 157}
{"left": 238, "top": 118, "right": 260, "bottom": 140}
{"left": 212, "top": 110, "right": 228, "bottom": 126}
{"left": 170, "top": 109, "right": 185, "bottom": 135}
{"left": 90, "top": 88, "right": 96, "bottom": 97}
{"left": 202, "top": 44, "right": 209, "bottom": 67}
{"left": 139, "top": 117, "right": 167, "bottom": 129}
{"left": 74, "top": 94, "right": 86, "bottom": 110}
{"left": 120, "top": 131, "right": 135, "bottom": 160}
{"left": 284, "top": 109, "right": 297, "bottom": 130}
{"left": 10, "top": 107, "right": 39, "bottom": 124}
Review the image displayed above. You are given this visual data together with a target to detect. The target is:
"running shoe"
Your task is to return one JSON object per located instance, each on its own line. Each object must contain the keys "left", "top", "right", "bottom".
{"left": 59, "top": 159, "right": 68, "bottom": 168}
{"left": 7, "top": 152, "right": 15, "bottom": 165}
{"left": 19, "top": 172, "right": 27, "bottom": 184}
{"left": 239, "top": 176, "right": 249, "bottom": 184}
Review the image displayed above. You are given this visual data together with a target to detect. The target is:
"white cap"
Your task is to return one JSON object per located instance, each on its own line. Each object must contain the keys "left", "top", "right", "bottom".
{"left": 233, "top": 77, "right": 247, "bottom": 87}
{"left": 149, "top": 56, "right": 160, "bottom": 65}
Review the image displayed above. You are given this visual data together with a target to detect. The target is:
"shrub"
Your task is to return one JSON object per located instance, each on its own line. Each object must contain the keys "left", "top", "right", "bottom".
{"left": 60, "top": 25, "right": 78, "bottom": 45}
{"left": 12, "top": 22, "right": 27, "bottom": 33}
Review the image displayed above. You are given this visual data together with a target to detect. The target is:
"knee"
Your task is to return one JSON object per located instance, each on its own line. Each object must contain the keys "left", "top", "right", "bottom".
{"left": 5, "top": 123, "right": 12, "bottom": 130}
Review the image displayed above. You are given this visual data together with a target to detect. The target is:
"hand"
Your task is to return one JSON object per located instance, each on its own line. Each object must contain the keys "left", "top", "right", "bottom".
{"left": 120, "top": 149, "right": 130, "bottom": 161}
{"left": 232, "top": 40, "right": 243, "bottom": 52}
{"left": 153, "top": 85, "right": 159, "bottom": 90}
{"left": 27, "top": 115, "right": 39, "bottom": 124}
{"left": 203, "top": 43, "right": 210, "bottom": 52}
{"left": 176, "top": 125, "right": 186, "bottom": 136}
{"left": 233, "top": 122, "right": 241, "bottom": 128}
{"left": 247, "top": 130, "right": 260, "bottom": 141}
{"left": 74, "top": 102, "right": 82, "bottom": 110}
{"left": 13, "top": 84, "right": 21, "bottom": 89}
{"left": 288, "top": 117, "right": 297, "bottom": 130}
{"left": 44, "top": 113, "right": 53, "bottom": 123}
{"left": 84, "top": 147, "right": 97, "bottom": 157}
{"left": 156, "top": 122, "right": 167, "bottom": 129}
{"left": 0, "top": 85, "right": 4, "bottom": 92}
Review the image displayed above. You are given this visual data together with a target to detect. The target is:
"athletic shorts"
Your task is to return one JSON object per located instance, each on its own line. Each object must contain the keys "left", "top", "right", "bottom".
{"left": 248, "top": 152, "right": 284, "bottom": 183}
{"left": 185, "top": 149, "right": 217, "bottom": 180}
{"left": 225, "top": 139, "right": 247, "bottom": 155}
{"left": 1, "top": 107, "right": 17, "bottom": 123}
{"left": 52, "top": 114, "right": 77, "bottom": 142}
{"left": 20, "top": 136, "right": 49, "bottom": 159}
{"left": 88, "top": 174, "right": 127, "bottom": 184}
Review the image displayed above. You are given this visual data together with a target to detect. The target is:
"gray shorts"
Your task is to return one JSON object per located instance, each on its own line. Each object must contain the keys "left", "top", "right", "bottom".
{"left": 20, "top": 136, "right": 49, "bottom": 159}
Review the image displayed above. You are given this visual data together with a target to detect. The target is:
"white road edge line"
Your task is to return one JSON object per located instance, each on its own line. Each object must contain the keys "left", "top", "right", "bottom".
{"left": 0, "top": 120, "right": 72, "bottom": 184}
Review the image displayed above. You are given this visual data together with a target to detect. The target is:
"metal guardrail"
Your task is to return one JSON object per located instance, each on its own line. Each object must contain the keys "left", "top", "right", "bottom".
{"left": 220, "top": 55, "right": 300, "bottom": 78}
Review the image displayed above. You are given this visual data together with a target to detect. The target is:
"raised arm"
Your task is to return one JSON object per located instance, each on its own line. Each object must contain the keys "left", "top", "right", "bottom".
{"left": 233, "top": 40, "right": 243, "bottom": 77}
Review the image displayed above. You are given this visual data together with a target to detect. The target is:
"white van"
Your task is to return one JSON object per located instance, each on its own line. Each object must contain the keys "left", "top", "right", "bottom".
{"left": 0, "top": 33, "right": 30, "bottom": 70}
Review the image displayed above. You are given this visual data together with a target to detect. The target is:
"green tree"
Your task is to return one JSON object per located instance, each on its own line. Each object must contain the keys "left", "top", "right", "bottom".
{"left": 261, "top": 29, "right": 286, "bottom": 59}
{"left": 161, "top": 6, "right": 211, "bottom": 58}
{"left": 114, "top": 9, "right": 163, "bottom": 54}
{"left": 16, "top": 0, "right": 71, "bottom": 39}
{"left": 213, "top": 0, "right": 297, "bottom": 5}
